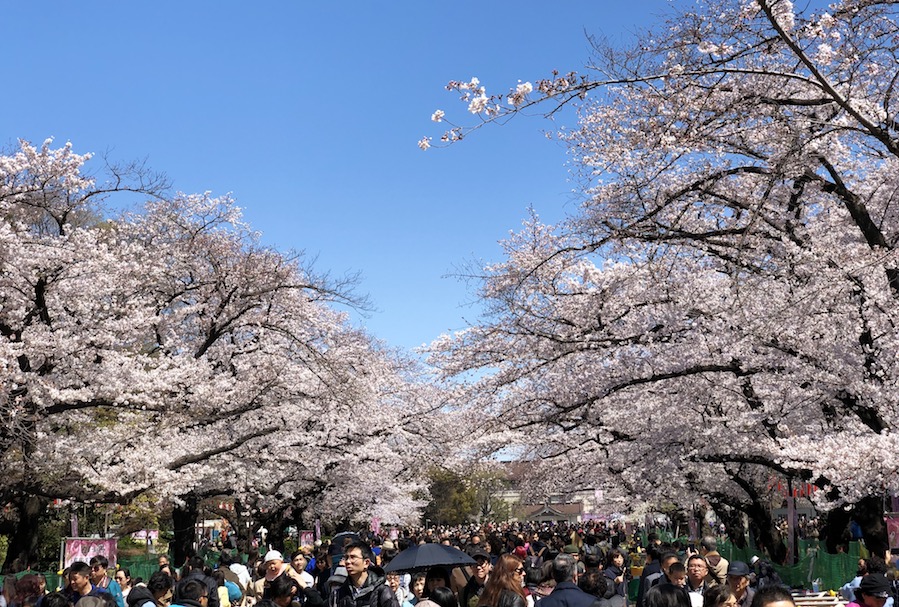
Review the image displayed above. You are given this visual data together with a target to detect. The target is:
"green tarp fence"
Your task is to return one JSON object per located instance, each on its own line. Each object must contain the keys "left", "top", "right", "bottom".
{"left": 650, "top": 536, "right": 859, "bottom": 592}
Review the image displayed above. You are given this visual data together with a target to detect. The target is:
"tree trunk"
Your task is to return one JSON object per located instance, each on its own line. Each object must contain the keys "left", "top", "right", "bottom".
{"left": 823, "top": 506, "right": 852, "bottom": 554}
{"left": 258, "top": 510, "right": 288, "bottom": 551}
{"left": 226, "top": 500, "right": 253, "bottom": 558}
{"left": 746, "top": 501, "right": 787, "bottom": 564}
{"left": 853, "top": 495, "right": 888, "bottom": 558}
{"left": 715, "top": 505, "right": 748, "bottom": 549}
{"left": 2, "top": 494, "right": 47, "bottom": 573}
{"left": 171, "top": 494, "right": 199, "bottom": 567}
{"left": 822, "top": 496, "right": 887, "bottom": 556}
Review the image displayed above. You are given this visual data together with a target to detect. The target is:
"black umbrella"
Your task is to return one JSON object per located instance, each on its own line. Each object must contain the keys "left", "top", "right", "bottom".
{"left": 384, "top": 543, "right": 476, "bottom": 573}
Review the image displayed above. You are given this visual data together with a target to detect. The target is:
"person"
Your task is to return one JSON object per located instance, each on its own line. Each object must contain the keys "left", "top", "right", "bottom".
{"left": 326, "top": 567, "right": 349, "bottom": 599}
{"left": 268, "top": 575, "right": 302, "bottom": 607}
{"left": 562, "top": 548, "right": 585, "bottom": 578}
{"left": 67, "top": 562, "right": 110, "bottom": 606}
{"left": 525, "top": 567, "right": 550, "bottom": 604}
{"left": 90, "top": 557, "right": 125, "bottom": 607}
{"left": 254, "top": 552, "right": 308, "bottom": 601}
{"left": 115, "top": 571, "right": 132, "bottom": 601}
{"left": 746, "top": 559, "right": 780, "bottom": 592}
{"left": 420, "top": 588, "right": 457, "bottom": 607}
{"left": 529, "top": 554, "right": 596, "bottom": 607}
{"left": 602, "top": 549, "right": 628, "bottom": 607}
{"left": 291, "top": 554, "right": 316, "bottom": 590}
{"left": 665, "top": 566, "right": 686, "bottom": 589}
{"left": 1, "top": 575, "right": 18, "bottom": 607}
{"left": 848, "top": 574, "right": 892, "bottom": 607}
{"left": 844, "top": 558, "right": 890, "bottom": 605}
{"left": 724, "top": 564, "right": 752, "bottom": 607}
{"left": 13, "top": 576, "right": 43, "bottom": 607}
{"left": 577, "top": 571, "right": 608, "bottom": 602}
{"left": 462, "top": 550, "right": 493, "bottom": 607}
{"left": 329, "top": 541, "right": 398, "bottom": 607}
{"left": 645, "top": 587, "right": 689, "bottom": 607}
{"left": 176, "top": 558, "right": 219, "bottom": 607}
{"left": 41, "top": 594, "right": 70, "bottom": 607}
{"left": 748, "top": 587, "right": 793, "bottom": 607}
{"left": 637, "top": 545, "right": 664, "bottom": 607}
{"left": 170, "top": 581, "right": 207, "bottom": 607}
{"left": 645, "top": 563, "right": 688, "bottom": 607}
{"left": 650, "top": 555, "right": 680, "bottom": 590}
{"left": 220, "top": 554, "right": 251, "bottom": 599}
{"left": 701, "top": 586, "right": 735, "bottom": 607}
{"left": 843, "top": 560, "right": 870, "bottom": 603}
{"left": 314, "top": 555, "right": 334, "bottom": 600}
{"left": 698, "top": 541, "right": 727, "bottom": 588}
{"left": 403, "top": 574, "right": 427, "bottom": 607}
{"left": 684, "top": 557, "right": 710, "bottom": 607}
{"left": 126, "top": 571, "right": 174, "bottom": 607}
{"left": 386, "top": 575, "right": 406, "bottom": 606}
{"left": 210, "top": 571, "right": 231, "bottom": 607}
{"left": 425, "top": 571, "right": 450, "bottom": 598}
{"left": 478, "top": 555, "right": 527, "bottom": 607}
{"left": 160, "top": 569, "right": 177, "bottom": 584}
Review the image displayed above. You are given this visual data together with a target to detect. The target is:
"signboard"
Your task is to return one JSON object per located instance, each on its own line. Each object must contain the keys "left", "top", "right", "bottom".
{"left": 300, "top": 531, "right": 315, "bottom": 547}
{"left": 886, "top": 513, "right": 899, "bottom": 550}
{"left": 62, "top": 538, "right": 117, "bottom": 570}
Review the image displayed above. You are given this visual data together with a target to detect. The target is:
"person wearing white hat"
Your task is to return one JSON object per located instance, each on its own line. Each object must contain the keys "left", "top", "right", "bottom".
{"left": 251, "top": 550, "right": 307, "bottom": 602}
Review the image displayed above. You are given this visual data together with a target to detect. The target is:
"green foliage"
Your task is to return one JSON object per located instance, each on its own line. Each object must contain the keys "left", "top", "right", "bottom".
{"left": 422, "top": 468, "right": 478, "bottom": 525}
{"left": 469, "top": 468, "right": 512, "bottom": 523}
{"left": 422, "top": 466, "right": 512, "bottom": 525}
{"left": 35, "top": 509, "right": 68, "bottom": 571}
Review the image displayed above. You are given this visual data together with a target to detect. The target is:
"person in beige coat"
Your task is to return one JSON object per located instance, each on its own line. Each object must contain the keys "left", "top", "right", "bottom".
{"left": 251, "top": 551, "right": 306, "bottom": 602}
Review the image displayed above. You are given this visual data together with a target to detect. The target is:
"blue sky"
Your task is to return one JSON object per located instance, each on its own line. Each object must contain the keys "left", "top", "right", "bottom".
{"left": 2, "top": 1, "right": 672, "bottom": 351}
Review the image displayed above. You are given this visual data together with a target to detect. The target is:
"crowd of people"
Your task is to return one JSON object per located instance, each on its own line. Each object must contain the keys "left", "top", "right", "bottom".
{"left": 0, "top": 523, "right": 887, "bottom": 607}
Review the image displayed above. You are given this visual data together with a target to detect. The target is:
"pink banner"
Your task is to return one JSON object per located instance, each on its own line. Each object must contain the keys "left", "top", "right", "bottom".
{"left": 63, "top": 538, "right": 118, "bottom": 569}
{"left": 886, "top": 515, "right": 899, "bottom": 550}
{"left": 300, "top": 531, "right": 315, "bottom": 547}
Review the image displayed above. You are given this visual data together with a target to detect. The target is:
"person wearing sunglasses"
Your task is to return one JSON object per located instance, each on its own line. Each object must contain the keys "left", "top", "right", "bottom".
{"left": 89, "top": 557, "right": 125, "bottom": 607}
{"left": 477, "top": 555, "right": 526, "bottom": 607}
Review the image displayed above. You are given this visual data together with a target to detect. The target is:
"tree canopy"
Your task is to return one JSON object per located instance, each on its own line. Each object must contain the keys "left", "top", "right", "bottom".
{"left": 425, "top": 0, "right": 899, "bottom": 557}
{"left": 0, "top": 139, "right": 445, "bottom": 569}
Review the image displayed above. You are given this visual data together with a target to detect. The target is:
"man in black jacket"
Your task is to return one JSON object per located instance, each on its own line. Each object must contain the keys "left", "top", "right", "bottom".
{"left": 171, "top": 580, "right": 208, "bottom": 607}
{"left": 329, "top": 542, "right": 398, "bottom": 607}
{"left": 176, "top": 557, "right": 220, "bottom": 607}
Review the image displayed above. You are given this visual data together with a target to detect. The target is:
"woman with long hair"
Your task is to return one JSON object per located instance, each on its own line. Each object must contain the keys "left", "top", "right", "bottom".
{"left": 478, "top": 555, "right": 526, "bottom": 607}
{"left": 0, "top": 575, "right": 17, "bottom": 607}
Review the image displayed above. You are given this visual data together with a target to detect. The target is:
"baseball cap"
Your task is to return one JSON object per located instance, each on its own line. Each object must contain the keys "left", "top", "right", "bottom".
{"left": 859, "top": 574, "right": 891, "bottom": 598}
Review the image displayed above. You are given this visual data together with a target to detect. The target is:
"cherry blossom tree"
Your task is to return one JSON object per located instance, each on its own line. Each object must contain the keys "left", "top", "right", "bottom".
{"left": 0, "top": 139, "right": 442, "bottom": 569}
{"left": 426, "top": 0, "right": 899, "bottom": 559}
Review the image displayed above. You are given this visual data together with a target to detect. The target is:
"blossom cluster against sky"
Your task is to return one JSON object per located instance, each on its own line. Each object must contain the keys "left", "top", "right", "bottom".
{"left": 1, "top": 1, "right": 672, "bottom": 350}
